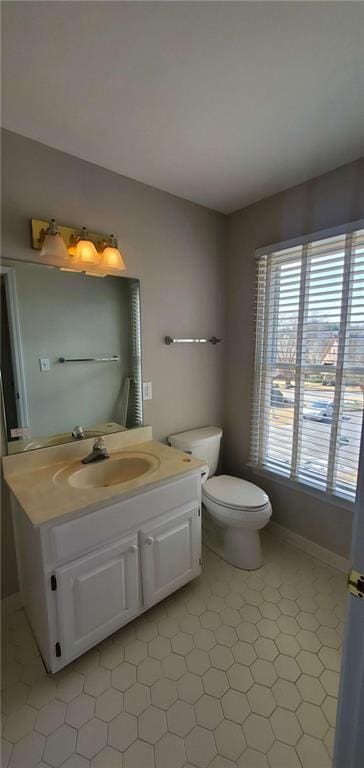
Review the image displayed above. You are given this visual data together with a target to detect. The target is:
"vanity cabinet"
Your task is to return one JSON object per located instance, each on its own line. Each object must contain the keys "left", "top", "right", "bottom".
{"left": 10, "top": 471, "right": 202, "bottom": 672}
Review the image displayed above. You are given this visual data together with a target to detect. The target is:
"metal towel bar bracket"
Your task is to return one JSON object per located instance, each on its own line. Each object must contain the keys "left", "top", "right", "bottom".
{"left": 164, "top": 336, "right": 221, "bottom": 345}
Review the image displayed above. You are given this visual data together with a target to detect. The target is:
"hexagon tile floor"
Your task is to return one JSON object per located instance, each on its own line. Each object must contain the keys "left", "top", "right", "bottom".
{"left": 1, "top": 533, "right": 346, "bottom": 768}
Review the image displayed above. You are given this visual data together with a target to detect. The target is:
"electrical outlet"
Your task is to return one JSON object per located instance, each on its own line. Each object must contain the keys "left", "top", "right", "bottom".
{"left": 39, "top": 358, "right": 50, "bottom": 372}
{"left": 143, "top": 381, "right": 153, "bottom": 401}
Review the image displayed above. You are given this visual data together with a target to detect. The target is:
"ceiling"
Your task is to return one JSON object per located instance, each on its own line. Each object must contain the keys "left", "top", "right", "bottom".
{"left": 2, "top": 1, "right": 364, "bottom": 213}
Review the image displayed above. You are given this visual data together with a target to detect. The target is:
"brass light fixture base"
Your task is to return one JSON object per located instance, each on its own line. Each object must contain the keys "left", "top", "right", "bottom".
{"left": 31, "top": 219, "right": 111, "bottom": 254}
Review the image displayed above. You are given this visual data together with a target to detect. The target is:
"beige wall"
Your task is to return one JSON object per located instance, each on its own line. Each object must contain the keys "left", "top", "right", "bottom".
{"left": 224, "top": 157, "right": 364, "bottom": 558}
{"left": 1, "top": 129, "right": 226, "bottom": 597}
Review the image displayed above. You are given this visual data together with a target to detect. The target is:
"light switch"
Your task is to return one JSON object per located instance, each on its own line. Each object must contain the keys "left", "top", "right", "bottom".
{"left": 143, "top": 381, "right": 153, "bottom": 401}
{"left": 39, "top": 358, "right": 50, "bottom": 372}
{"left": 10, "top": 427, "right": 30, "bottom": 439}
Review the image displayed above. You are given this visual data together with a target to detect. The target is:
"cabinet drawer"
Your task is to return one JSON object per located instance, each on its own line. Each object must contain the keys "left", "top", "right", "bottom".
{"left": 44, "top": 473, "right": 200, "bottom": 566}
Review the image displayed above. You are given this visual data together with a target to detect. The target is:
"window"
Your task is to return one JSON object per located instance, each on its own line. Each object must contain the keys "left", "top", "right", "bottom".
{"left": 251, "top": 224, "right": 364, "bottom": 502}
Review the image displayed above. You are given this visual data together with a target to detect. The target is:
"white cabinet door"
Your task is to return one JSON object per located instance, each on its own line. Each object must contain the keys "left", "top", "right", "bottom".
{"left": 140, "top": 505, "right": 201, "bottom": 607}
{"left": 55, "top": 534, "right": 140, "bottom": 661}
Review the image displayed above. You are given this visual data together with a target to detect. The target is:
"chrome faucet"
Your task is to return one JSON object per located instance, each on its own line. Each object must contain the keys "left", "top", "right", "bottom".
{"left": 72, "top": 425, "right": 85, "bottom": 440}
{"left": 82, "top": 437, "right": 109, "bottom": 464}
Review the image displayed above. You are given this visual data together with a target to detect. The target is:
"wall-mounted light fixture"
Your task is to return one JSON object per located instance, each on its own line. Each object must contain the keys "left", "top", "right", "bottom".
{"left": 32, "top": 219, "right": 126, "bottom": 275}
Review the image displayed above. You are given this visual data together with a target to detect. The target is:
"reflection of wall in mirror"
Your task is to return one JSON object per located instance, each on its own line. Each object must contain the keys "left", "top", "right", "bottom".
{"left": 5, "top": 261, "right": 132, "bottom": 437}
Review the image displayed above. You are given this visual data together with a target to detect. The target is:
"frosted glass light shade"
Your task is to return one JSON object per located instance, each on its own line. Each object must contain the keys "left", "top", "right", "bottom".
{"left": 40, "top": 233, "right": 70, "bottom": 261}
{"left": 75, "top": 237, "right": 99, "bottom": 264}
{"left": 102, "top": 246, "right": 126, "bottom": 270}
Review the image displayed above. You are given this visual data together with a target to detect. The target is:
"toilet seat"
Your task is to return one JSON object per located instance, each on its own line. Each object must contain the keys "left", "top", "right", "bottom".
{"left": 202, "top": 475, "right": 272, "bottom": 531}
{"left": 202, "top": 475, "right": 269, "bottom": 512}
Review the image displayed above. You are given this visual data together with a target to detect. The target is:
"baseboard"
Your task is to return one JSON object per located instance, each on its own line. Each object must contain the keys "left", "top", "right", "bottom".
{"left": 1, "top": 591, "right": 22, "bottom": 615}
{"left": 268, "top": 521, "right": 350, "bottom": 574}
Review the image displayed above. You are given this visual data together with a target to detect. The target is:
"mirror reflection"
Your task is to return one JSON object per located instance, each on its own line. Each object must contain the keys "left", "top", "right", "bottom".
{"left": 1, "top": 259, "right": 143, "bottom": 453}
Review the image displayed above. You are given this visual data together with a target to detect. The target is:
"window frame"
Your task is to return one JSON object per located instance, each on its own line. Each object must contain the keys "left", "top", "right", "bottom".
{"left": 251, "top": 218, "right": 364, "bottom": 506}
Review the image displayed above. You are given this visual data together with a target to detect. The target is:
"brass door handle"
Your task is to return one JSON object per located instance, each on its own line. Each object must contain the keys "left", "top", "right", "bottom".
{"left": 347, "top": 569, "right": 364, "bottom": 599}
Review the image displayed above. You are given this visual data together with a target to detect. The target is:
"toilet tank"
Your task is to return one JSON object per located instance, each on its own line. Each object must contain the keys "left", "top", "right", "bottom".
{"left": 168, "top": 426, "right": 222, "bottom": 477}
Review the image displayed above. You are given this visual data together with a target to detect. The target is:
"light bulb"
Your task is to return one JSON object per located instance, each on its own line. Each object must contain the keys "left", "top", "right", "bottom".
{"left": 102, "top": 235, "right": 126, "bottom": 270}
{"left": 67, "top": 236, "right": 77, "bottom": 257}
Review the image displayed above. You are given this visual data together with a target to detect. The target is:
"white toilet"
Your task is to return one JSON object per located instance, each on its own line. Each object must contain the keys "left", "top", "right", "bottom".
{"left": 168, "top": 426, "right": 272, "bottom": 570}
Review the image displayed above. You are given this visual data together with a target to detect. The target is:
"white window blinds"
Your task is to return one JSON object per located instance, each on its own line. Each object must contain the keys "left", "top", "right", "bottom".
{"left": 251, "top": 226, "right": 364, "bottom": 502}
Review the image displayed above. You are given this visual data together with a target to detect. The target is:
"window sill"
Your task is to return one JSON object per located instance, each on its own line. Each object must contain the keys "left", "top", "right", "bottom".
{"left": 247, "top": 463, "right": 354, "bottom": 513}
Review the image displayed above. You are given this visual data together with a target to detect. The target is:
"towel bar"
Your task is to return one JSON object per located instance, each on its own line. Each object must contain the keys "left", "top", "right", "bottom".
{"left": 164, "top": 336, "right": 221, "bottom": 345}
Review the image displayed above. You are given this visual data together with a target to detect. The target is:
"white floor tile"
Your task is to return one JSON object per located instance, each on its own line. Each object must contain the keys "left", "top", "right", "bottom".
{"left": 1, "top": 533, "right": 344, "bottom": 767}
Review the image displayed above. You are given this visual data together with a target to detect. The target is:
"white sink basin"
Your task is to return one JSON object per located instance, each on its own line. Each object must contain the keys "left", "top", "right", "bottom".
{"left": 54, "top": 452, "right": 160, "bottom": 489}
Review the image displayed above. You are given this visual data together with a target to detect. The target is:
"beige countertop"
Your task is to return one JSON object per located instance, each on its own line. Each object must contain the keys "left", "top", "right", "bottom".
{"left": 3, "top": 430, "right": 206, "bottom": 527}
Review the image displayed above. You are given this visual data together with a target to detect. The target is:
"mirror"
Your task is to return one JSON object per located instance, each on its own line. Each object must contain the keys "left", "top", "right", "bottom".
{"left": 1, "top": 259, "right": 143, "bottom": 453}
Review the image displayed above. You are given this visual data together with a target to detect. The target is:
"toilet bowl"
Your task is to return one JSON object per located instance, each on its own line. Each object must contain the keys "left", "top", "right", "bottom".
{"left": 202, "top": 475, "right": 272, "bottom": 569}
{"left": 168, "top": 426, "right": 272, "bottom": 570}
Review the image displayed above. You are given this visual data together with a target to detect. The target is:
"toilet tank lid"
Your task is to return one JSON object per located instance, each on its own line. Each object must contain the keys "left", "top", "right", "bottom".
{"left": 203, "top": 475, "right": 269, "bottom": 509}
{"left": 169, "top": 426, "right": 222, "bottom": 447}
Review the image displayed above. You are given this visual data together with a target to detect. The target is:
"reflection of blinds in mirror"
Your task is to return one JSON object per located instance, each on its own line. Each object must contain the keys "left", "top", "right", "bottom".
{"left": 128, "top": 281, "right": 143, "bottom": 427}
{"left": 251, "top": 225, "right": 364, "bottom": 502}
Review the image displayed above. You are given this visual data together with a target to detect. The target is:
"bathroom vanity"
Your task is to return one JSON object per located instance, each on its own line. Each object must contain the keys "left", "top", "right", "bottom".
{"left": 3, "top": 427, "right": 205, "bottom": 672}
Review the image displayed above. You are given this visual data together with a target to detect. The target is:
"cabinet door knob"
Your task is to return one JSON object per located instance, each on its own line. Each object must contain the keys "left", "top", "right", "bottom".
{"left": 128, "top": 544, "right": 138, "bottom": 553}
{"left": 145, "top": 537, "right": 154, "bottom": 546}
